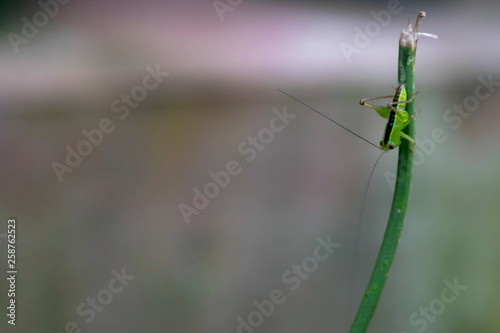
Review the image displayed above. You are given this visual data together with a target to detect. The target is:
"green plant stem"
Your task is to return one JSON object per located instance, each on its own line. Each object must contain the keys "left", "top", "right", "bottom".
{"left": 348, "top": 12, "right": 426, "bottom": 333}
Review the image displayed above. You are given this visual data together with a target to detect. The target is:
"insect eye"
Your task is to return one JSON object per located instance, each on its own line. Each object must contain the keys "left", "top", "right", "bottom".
{"left": 389, "top": 143, "right": 395, "bottom": 149}
{"left": 379, "top": 140, "right": 383, "bottom": 147}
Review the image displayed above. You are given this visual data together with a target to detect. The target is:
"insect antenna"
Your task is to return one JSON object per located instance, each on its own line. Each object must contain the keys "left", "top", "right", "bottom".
{"left": 346, "top": 150, "right": 386, "bottom": 325}
{"left": 278, "top": 88, "right": 382, "bottom": 150}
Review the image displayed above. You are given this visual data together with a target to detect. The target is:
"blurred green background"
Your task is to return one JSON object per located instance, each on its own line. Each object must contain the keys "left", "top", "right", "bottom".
{"left": 1, "top": 0, "right": 499, "bottom": 332}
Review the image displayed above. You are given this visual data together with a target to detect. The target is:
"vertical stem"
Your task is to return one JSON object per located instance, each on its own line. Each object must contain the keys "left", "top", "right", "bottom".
{"left": 348, "top": 12, "right": 426, "bottom": 333}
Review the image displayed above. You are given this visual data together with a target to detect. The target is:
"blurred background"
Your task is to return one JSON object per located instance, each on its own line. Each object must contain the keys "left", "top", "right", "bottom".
{"left": 0, "top": 0, "right": 499, "bottom": 332}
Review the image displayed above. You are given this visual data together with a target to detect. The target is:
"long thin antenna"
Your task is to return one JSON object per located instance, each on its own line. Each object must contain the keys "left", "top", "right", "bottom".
{"left": 346, "top": 150, "right": 386, "bottom": 326}
{"left": 278, "top": 88, "right": 382, "bottom": 150}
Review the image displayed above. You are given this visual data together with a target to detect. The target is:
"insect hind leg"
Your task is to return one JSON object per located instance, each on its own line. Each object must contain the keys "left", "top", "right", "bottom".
{"left": 386, "top": 91, "right": 419, "bottom": 114}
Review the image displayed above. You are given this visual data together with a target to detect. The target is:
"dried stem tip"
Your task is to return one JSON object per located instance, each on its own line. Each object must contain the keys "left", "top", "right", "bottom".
{"left": 400, "top": 11, "right": 438, "bottom": 49}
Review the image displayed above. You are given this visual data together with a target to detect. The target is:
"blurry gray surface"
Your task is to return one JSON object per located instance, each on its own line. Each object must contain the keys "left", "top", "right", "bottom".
{"left": 0, "top": 1, "right": 499, "bottom": 332}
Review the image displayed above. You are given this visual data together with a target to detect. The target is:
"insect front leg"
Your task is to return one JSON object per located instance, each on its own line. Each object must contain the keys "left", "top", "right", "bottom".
{"left": 399, "top": 132, "right": 416, "bottom": 153}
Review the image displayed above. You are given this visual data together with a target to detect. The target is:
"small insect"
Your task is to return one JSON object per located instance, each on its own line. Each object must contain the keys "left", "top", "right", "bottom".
{"left": 278, "top": 84, "right": 417, "bottom": 318}
{"left": 278, "top": 85, "right": 418, "bottom": 152}
{"left": 359, "top": 84, "right": 418, "bottom": 152}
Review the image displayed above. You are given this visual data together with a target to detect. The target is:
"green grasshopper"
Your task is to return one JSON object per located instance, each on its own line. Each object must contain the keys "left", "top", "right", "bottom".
{"left": 278, "top": 84, "right": 418, "bottom": 152}
{"left": 359, "top": 84, "right": 418, "bottom": 152}
{"left": 278, "top": 84, "right": 419, "bottom": 314}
